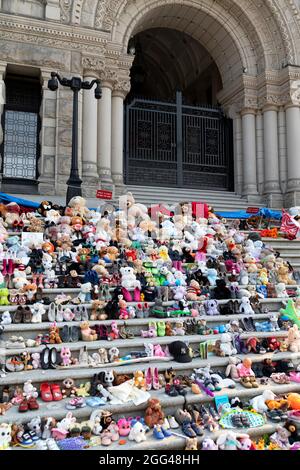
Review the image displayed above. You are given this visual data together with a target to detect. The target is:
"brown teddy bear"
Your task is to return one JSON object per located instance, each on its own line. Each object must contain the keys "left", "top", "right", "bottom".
{"left": 277, "top": 264, "right": 294, "bottom": 285}
{"left": 90, "top": 300, "right": 108, "bottom": 321}
{"left": 186, "top": 280, "right": 201, "bottom": 301}
{"left": 144, "top": 398, "right": 165, "bottom": 428}
{"left": 49, "top": 324, "right": 62, "bottom": 344}
{"left": 80, "top": 321, "right": 98, "bottom": 341}
{"left": 107, "top": 246, "right": 119, "bottom": 262}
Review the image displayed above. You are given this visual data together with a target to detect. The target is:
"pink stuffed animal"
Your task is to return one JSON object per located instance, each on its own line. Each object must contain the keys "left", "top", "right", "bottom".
{"left": 108, "top": 321, "right": 119, "bottom": 341}
{"left": 153, "top": 344, "right": 165, "bottom": 357}
{"left": 117, "top": 418, "right": 131, "bottom": 437}
{"left": 118, "top": 298, "right": 129, "bottom": 320}
{"left": 60, "top": 347, "right": 72, "bottom": 367}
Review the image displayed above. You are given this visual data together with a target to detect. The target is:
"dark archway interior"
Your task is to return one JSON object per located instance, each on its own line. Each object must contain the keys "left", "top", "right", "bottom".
{"left": 128, "top": 27, "right": 223, "bottom": 105}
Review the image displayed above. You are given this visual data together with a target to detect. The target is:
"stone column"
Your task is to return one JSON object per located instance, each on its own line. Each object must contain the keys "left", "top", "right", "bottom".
{"left": 233, "top": 115, "right": 243, "bottom": 195}
{"left": 81, "top": 74, "right": 99, "bottom": 196}
{"left": 241, "top": 109, "right": 259, "bottom": 200}
{"left": 278, "top": 107, "right": 287, "bottom": 194}
{"left": 97, "top": 82, "right": 113, "bottom": 190}
{"left": 0, "top": 64, "right": 6, "bottom": 187}
{"left": 285, "top": 104, "right": 300, "bottom": 206}
{"left": 263, "top": 105, "right": 282, "bottom": 207}
{"left": 255, "top": 112, "right": 264, "bottom": 195}
{"left": 38, "top": 70, "right": 58, "bottom": 195}
{"left": 111, "top": 87, "right": 128, "bottom": 196}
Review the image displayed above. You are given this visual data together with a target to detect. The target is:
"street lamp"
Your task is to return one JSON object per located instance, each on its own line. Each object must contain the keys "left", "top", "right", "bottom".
{"left": 48, "top": 72, "right": 102, "bottom": 205}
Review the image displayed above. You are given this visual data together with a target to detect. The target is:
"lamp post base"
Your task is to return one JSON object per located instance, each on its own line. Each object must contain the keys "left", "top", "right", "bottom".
{"left": 66, "top": 177, "right": 82, "bottom": 205}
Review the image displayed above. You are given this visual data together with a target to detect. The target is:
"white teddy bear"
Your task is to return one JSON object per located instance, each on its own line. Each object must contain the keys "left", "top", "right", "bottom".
{"left": 1, "top": 311, "right": 11, "bottom": 325}
{"left": 13, "top": 269, "right": 29, "bottom": 289}
{"left": 219, "top": 333, "right": 237, "bottom": 356}
{"left": 31, "top": 303, "right": 46, "bottom": 323}
{"left": 276, "top": 283, "right": 289, "bottom": 298}
{"left": 250, "top": 390, "right": 277, "bottom": 413}
{"left": 0, "top": 424, "right": 12, "bottom": 450}
{"left": 120, "top": 267, "right": 141, "bottom": 290}
{"left": 23, "top": 380, "right": 38, "bottom": 399}
{"left": 128, "top": 422, "right": 147, "bottom": 443}
{"left": 239, "top": 297, "right": 254, "bottom": 315}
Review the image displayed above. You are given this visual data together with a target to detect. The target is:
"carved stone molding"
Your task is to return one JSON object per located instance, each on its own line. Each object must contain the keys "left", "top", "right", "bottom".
{"left": 60, "top": 0, "right": 72, "bottom": 23}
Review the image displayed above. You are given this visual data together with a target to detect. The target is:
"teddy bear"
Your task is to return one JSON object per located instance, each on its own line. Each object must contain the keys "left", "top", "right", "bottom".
{"left": 144, "top": 398, "right": 165, "bottom": 428}
{"left": 277, "top": 264, "right": 294, "bottom": 285}
{"left": 13, "top": 269, "right": 29, "bottom": 290}
{"left": 49, "top": 324, "right": 62, "bottom": 344}
{"left": 239, "top": 297, "right": 255, "bottom": 315}
{"left": 225, "top": 356, "right": 241, "bottom": 381}
{"left": 119, "top": 192, "right": 149, "bottom": 221}
{"left": 186, "top": 280, "right": 201, "bottom": 301}
{"left": 80, "top": 321, "right": 98, "bottom": 342}
{"left": 68, "top": 196, "right": 89, "bottom": 218}
{"left": 205, "top": 299, "right": 219, "bottom": 316}
{"left": 287, "top": 325, "right": 300, "bottom": 352}
{"left": 276, "top": 283, "right": 289, "bottom": 298}
{"left": 92, "top": 260, "right": 109, "bottom": 278}
{"left": 134, "top": 370, "right": 146, "bottom": 390}
{"left": 173, "top": 285, "right": 186, "bottom": 301}
{"left": 216, "top": 333, "right": 237, "bottom": 357}
{"left": 128, "top": 422, "right": 147, "bottom": 443}
{"left": 120, "top": 266, "right": 141, "bottom": 290}
{"left": 250, "top": 390, "right": 277, "bottom": 413}
{"left": 90, "top": 300, "right": 108, "bottom": 321}
{"left": 31, "top": 353, "right": 41, "bottom": 369}
{"left": 23, "top": 380, "right": 38, "bottom": 399}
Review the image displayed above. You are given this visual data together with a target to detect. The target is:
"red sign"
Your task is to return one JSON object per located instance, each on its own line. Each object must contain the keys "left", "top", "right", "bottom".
{"left": 246, "top": 207, "right": 260, "bottom": 214}
{"left": 96, "top": 190, "right": 112, "bottom": 200}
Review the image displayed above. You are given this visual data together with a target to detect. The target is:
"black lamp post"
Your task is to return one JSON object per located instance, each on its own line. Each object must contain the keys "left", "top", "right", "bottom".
{"left": 48, "top": 72, "right": 102, "bottom": 205}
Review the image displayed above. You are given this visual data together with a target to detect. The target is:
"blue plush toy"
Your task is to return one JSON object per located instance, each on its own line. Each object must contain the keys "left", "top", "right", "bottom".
{"left": 207, "top": 268, "right": 218, "bottom": 287}
{"left": 255, "top": 321, "right": 272, "bottom": 332}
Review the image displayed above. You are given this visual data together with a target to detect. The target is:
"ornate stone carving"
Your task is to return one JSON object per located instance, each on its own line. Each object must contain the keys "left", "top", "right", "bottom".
{"left": 82, "top": 56, "right": 105, "bottom": 72}
{"left": 290, "top": 80, "right": 300, "bottom": 105}
{"left": 60, "top": 0, "right": 72, "bottom": 23}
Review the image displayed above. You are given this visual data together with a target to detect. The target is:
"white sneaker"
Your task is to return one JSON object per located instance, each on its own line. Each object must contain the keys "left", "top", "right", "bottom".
{"left": 56, "top": 305, "right": 64, "bottom": 323}
{"left": 168, "top": 416, "right": 180, "bottom": 429}
{"left": 163, "top": 418, "right": 170, "bottom": 429}
{"left": 35, "top": 439, "right": 48, "bottom": 450}
{"left": 48, "top": 303, "right": 56, "bottom": 322}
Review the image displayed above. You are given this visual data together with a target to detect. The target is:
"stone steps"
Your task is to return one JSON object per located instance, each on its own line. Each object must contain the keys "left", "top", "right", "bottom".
{"left": 125, "top": 186, "right": 263, "bottom": 211}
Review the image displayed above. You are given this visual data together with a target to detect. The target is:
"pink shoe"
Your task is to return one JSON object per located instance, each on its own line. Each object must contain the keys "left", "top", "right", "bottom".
{"left": 133, "top": 287, "right": 141, "bottom": 302}
{"left": 32, "top": 274, "right": 38, "bottom": 287}
{"left": 153, "top": 367, "right": 160, "bottom": 390}
{"left": 122, "top": 287, "right": 132, "bottom": 302}
{"left": 2, "top": 259, "right": 7, "bottom": 276}
{"left": 289, "top": 372, "right": 300, "bottom": 383}
{"left": 38, "top": 274, "right": 44, "bottom": 289}
{"left": 145, "top": 367, "right": 152, "bottom": 391}
{"left": 7, "top": 259, "right": 14, "bottom": 276}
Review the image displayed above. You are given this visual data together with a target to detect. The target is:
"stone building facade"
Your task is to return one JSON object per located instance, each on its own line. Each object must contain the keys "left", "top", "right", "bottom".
{"left": 1, "top": 0, "right": 300, "bottom": 207}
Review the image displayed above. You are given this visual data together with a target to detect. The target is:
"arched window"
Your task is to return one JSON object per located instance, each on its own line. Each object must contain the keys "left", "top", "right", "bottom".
{"left": 1, "top": 74, "right": 42, "bottom": 184}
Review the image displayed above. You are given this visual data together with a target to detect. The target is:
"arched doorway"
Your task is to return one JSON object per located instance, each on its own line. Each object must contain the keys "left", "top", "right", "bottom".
{"left": 124, "top": 27, "right": 234, "bottom": 190}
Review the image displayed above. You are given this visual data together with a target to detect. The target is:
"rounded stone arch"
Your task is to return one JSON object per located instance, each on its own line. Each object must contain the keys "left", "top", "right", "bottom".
{"left": 112, "top": 0, "right": 260, "bottom": 88}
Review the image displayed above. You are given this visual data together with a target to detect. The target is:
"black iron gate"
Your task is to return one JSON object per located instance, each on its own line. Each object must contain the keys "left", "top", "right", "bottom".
{"left": 124, "top": 91, "right": 234, "bottom": 190}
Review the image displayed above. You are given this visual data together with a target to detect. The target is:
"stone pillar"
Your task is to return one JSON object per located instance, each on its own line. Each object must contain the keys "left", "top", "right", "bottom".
{"left": 97, "top": 82, "right": 113, "bottom": 189}
{"left": 255, "top": 112, "right": 264, "bottom": 195}
{"left": 111, "top": 90, "right": 127, "bottom": 196}
{"left": 241, "top": 109, "right": 259, "bottom": 200}
{"left": 278, "top": 107, "right": 287, "bottom": 195}
{"left": 263, "top": 105, "right": 282, "bottom": 207}
{"left": 81, "top": 74, "right": 99, "bottom": 196}
{"left": 38, "top": 70, "right": 58, "bottom": 195}
{"left": 285, "top": 104, "right": 300, "bottom": 206}
{"left": 234, "top": 115, "right": 243, "bottom": 195}
{"left": 0, "top": 64, "right": 6, "bottom": 186}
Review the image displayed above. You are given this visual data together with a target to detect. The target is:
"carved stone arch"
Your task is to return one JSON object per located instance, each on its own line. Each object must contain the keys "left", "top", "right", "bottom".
{"left": 111, "top": 0, "right": 259, "bottom": 88}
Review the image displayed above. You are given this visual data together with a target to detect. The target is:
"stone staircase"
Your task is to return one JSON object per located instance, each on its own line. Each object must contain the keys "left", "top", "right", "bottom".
{"left": 126, "top": 186, "right": 263, "bottom": 212}
{"left": 263, "top": 238, "right": 300, "bottom": 270}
